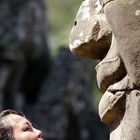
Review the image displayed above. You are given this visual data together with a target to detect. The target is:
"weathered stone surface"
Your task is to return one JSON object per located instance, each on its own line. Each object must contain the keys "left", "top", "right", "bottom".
{"left": 69, "top": 0, "right": 112, "bottom": 59}
{"left": 96, "top": 35, "right": 126, "bottom": 92}
{"left": 70, "top": 0, "right": 140, "bottom": 139}
{"left": 104, "top": 0, "right": 140, "bottom": 87}
{"left": 109, "top": 90, "right": 140, "bottom": 140}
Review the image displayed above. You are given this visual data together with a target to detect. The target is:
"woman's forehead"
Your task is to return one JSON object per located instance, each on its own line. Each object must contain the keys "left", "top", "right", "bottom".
{"left": 5, "top": 114, "right": 28, "bottom": 126}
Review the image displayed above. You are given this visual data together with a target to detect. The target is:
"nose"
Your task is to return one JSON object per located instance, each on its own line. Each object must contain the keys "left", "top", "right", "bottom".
{"left": 34, "top": 128, "right": 43, "bottom": 139}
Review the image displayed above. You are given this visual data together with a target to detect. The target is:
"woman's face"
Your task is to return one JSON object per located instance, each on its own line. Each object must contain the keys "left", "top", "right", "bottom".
{"left": 7, "top": 114, "right": 44, "bottom": 140}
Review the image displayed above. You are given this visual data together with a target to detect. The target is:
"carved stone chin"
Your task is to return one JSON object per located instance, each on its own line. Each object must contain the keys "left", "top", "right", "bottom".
{"left": 98, "top": 90, "right": 126, "bottom": 124}
{"left": 98, "top": 74, "right": 133, "bottom": 124}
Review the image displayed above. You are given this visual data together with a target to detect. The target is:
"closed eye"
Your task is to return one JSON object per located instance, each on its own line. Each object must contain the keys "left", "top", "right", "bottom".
{"left": 22, "top": 122, "right": 33, "bottom": 131}
{"left": 23, "top": 126, "right": 33, "bottom": 131}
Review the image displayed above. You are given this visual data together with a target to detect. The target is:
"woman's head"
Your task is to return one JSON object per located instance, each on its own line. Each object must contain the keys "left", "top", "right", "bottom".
{"left": 0, "top": 109, "right": 44, "bottom": 140}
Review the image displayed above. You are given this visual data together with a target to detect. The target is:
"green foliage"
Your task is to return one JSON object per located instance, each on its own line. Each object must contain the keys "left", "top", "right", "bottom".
{"left": 45, "top": 0, "right": 102, "bottom": 108}
{"left": 46, "top": 0, "right": 82, "bottom": 50}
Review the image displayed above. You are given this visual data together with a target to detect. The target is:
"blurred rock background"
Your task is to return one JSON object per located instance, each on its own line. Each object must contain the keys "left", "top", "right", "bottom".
{"left": 0, "top": 0, "right": 109, "bottom": 140}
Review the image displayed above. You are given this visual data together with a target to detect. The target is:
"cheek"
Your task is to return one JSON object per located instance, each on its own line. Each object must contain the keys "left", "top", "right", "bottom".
{"left": 104, "top": 2, "right": 117, "bottom": 29}
{"left": 103, "top": 1, "right": 126, "bottom": 37}
{"left": 14, "top": 132, "right": 37, "bottom": 140}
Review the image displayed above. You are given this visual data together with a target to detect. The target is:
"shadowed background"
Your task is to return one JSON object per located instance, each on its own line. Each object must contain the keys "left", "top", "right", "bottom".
{"left": 0, "top": 0, "right": 109, "bottom": 140}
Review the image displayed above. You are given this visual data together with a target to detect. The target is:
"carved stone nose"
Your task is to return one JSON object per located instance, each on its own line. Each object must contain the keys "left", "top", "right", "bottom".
{"left": 69, "top": 0, "right": 112, "bottom": 60}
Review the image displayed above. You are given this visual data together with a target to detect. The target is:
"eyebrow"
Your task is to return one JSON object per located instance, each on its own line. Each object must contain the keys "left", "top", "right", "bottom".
{"left": 24, "top": 121, "right": 32, "bottom": 126}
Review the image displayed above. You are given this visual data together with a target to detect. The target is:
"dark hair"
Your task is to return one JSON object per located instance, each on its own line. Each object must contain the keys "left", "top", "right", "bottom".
{"left": 0, "top": 109, "right": 24, "bottom": 140}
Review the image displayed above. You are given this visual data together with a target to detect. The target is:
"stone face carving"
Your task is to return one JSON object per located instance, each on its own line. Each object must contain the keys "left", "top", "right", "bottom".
{"left": 69, "top": 0, "right": 140, "bottom": 139}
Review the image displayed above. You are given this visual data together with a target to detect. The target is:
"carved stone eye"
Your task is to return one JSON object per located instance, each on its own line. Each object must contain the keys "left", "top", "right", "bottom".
{"left": 102, "top": 0, "right": 114, "bottom": 6}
